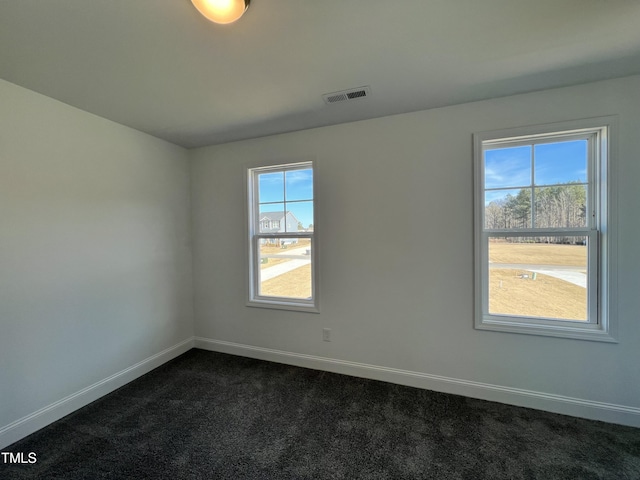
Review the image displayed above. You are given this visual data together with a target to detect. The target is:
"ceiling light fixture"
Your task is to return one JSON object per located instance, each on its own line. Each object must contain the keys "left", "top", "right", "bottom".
{"left": 191, "top": 0, "right": 250, "bottom": 25}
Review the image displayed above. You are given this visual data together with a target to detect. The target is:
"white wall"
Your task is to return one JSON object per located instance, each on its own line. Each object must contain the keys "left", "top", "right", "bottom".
{"left": 2, "top": 74, "right": 637, "bottom": 447}
{"left": 0, "top": 79, "right": 194, "bottom": 447}
{"left": 190, "top": 75, "right": 640, "bottom": 426}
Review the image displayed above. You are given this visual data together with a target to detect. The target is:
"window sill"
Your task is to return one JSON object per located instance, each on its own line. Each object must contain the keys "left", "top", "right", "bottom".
{"left": 475, "top": 317, "right": 617, "bottom": 343}
{"left": 247, "top": 299, "right": 320, "bottom": 314}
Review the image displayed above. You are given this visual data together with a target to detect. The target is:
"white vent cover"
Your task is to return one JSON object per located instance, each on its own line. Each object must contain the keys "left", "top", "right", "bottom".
{"left": 322, "top": 86, "right": 371, "bottom": 105}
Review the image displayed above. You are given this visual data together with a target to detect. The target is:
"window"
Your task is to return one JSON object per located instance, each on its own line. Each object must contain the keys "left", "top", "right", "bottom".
{"left": 474, "top": 118, "right": 616, "bottom": 341}
{"left": 247, "top": 161, "right": 318, "bottom": 311}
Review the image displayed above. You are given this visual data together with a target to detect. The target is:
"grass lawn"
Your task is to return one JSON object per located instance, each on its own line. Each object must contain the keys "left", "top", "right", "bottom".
{"left": 260, "top": 264, "right": 311, "bottom": 299}
{"left": 489, "top": 269, "right": 587, "bottom": 320}
{"left": 489, "top": 241, "right": 587, "bottom": 266}
{"left": 488, "top": 241, "right": 587, "bottom": 320}
{"left": 259, "top": 239, "right": 311, "bottom": 269}
{"left": 259, "top": 241, "right": 588, "bottom": 318}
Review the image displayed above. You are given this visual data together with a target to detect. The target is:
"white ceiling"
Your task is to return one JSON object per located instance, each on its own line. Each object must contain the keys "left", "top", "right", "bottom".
{"left": 2, "top": 0, "right": 640, "bottom": 148}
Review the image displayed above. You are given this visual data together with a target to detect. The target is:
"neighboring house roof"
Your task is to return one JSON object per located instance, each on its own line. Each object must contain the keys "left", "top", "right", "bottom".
{"left": 260, "top": 211, "right": 286, "bottom": 222}
{"left": 259, "top": 211, "right": 300, "bottom": 232}
{"left": 260, "top": 211, "right": 299, "bottom": 222}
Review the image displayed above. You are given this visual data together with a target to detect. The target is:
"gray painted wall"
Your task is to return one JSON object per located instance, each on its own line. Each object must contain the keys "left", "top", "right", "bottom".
{"left": 0, "top": 80, "right": 194, "bottom": 432}
{"left": 190, "top": 75, "right": 640, "bottom": 418}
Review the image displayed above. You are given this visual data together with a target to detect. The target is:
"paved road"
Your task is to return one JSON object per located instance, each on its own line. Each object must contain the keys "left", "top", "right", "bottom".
{"left": 260, "top": 245, "right": 311, "bottom": 281}
{"left": 490, "top": 263, "right": 586, "bottom": 288}
{"left": 260, "top": 259, "right": 310, "bottom": 281}
{"left": 262, "top": 245, "right": 310, "bottom": 259}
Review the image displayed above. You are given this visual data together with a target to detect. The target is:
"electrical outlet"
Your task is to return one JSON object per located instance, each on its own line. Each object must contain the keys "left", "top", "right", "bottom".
{"left": 322, "top": 328, "right": 331, "bottom": 342}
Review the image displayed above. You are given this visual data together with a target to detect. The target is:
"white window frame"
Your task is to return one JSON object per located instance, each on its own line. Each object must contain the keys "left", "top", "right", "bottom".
{"left": 473, "top": 117, "right": 617, "bottom": 342}
{"left": 246, "top": 161, "right": 319, "bottom": 312}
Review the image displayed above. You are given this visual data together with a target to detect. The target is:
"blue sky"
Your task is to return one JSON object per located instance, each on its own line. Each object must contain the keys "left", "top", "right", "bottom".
{"left": 484, "top": 139, "right": 587, "bottom": 205}
{"left": 259, "top": 168, "right": 314, "bottom": 228}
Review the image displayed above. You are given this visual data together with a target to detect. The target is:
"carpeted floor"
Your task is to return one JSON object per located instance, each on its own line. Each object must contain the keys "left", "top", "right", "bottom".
{"left": 2, "top": 349, "right": 640, "bottom": 479}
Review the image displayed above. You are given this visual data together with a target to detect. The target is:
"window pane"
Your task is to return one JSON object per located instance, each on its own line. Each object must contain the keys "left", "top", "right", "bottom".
{"left": 259, "top": 237, "right": 312, "bottom": 299}
{"left": 484, "top": 189, "right": 531, "bottom": 229}
{"left": 534, "top": 185, "right": 587, "bottom": 229}
{"left": 258, "top": 172, "right": 284, "bottom": 203}
{"left": 285, "top": 168, "right": 313, "bottom": 201}
{"left": 488, "top": 236, "right": 588, "bottom": 321}
{"left": 286, "top": 201, "right": 313, "bottom": 232}
{"left": 259, "top": 204, "right": 284, "bottom": 233}
{"left": 484, "top": 145, "right": 531, "bottom": 189}
{"left": 534, "top": 140, "right": 587, "bottom": 185}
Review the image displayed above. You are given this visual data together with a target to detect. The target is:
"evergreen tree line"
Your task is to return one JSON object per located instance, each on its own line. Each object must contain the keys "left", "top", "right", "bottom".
{"left": 486, "top": 182, "right": 587, "bottom": 245}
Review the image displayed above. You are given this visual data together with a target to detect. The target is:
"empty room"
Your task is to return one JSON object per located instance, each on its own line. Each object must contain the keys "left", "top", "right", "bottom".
{"left": 1, "top": 1, "right": 640, "bottom": 478}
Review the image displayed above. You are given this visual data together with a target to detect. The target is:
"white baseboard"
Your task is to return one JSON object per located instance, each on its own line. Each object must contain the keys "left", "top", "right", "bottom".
{"left": 0, "top": 337, "right": 194, "bottom": 450}
{"left": 3, "top": 335, "right": 637, "bottom": 450}
{"left": 195, "top": 337, "right": 640, "bottom": 428}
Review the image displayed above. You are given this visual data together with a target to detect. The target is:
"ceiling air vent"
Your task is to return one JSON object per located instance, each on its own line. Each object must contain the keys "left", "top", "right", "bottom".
{"left": 322, "top": 86, "right": 371, "bottom": 105}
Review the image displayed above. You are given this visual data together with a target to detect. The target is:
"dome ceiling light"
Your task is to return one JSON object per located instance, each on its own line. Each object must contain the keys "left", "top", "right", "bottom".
{"left": 191, "top": 0, "right": 250, "bottom": 25}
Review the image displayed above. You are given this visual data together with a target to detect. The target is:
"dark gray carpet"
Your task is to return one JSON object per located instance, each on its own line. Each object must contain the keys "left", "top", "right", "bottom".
{"left": 2, "top": 349, "right": 639, "bottom": 479}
